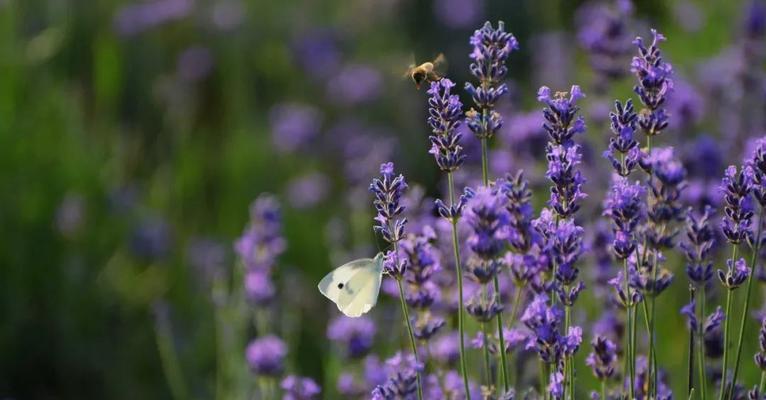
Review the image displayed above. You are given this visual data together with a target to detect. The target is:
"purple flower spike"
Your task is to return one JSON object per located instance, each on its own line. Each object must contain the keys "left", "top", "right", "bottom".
{"left": 370, "top": 162, "right": 408, "bottom": 245}
{"left": 428, "top": 79, "right": 466, "bottom": 172}
{"left": 463, "top": 186, "right": 511, "bottom": 261}
{"left": 246, "top": 335, "right": 287, "bottom": 377}
{"left": 604, "top": 99, "right": 640, "bottom": 176}
{"left": 720, "top": 165, "right": 755, "bottom": 245}
{"left": 586, "top": 335, "right": 617, "bottom": 380}
{"left": 538, "top": 86, "right": 587, "bottom": 146}
{"left": 747, "top": 137, "right": 766, "bottom": 206}
{"left": 631, "top": 29, "right": 673, "bottom": 137}
{"left": 681, "top": 206, "right": 716, "bottom": 285}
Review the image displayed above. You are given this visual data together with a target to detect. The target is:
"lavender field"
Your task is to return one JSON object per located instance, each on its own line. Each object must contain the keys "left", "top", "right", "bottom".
{"left": 3, "top": 0, "right": 766, "bottom": 399}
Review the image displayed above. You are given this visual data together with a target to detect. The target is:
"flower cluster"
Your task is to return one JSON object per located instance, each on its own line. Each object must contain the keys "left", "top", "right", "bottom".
{"left": 236, "top": 195, "right": 286, "bottom": 304}
{"left": 501, "top": 171, "right": 535, "bottom": 253}
{"left": 246, "top": 335, "right": 287, "bottom": 377}
{"left": 428, "top": 79, "right": 466, "bottom": 172}
{"left": 603, "top": 176, "right": 646, "bottom": 260}
{"left": 576, "top": 0, "right": 633, "bottom": 86}
{"left": 718, "top": 257, "right": 750, "bottom": 290}
{"left": 327, "top": 316, "right": 377, "bottom": 359}
{"left": 681, "top": 206, "right": 716, "bottom": 285}
{"left": 400, "top": 229, "right": 446, "bottom": 341}
{"left": 465, "top": 21, "right": 519, "bottom": 140}
{"left": 371, "top": 353, "right": 424, "bottom": 399}
{"left": 281, "top": 375, "right": 321, "bottom": 400}
{"left": 631, "top": 29, "right": 673, "bottom": 137}
{"left": 681, "top": 299, "right": 725, "bottom": 335}
{"left": 370, "top": 162, "right": 408, "bottom": 246}
{"left": 521, "top": 295, "right": 582, "bottom": 364}
{"left": 585, "top": 335, "right": 617, "bottom": 380}
{"left": 538, "top": 85, "right": 586, "bottom": 146}
{"left": 604, "top": 99, "right": 640, "bottom": 176}
{"left": 720, "top": 165, "right": 755, "bottom": 245}
{"left": 642, "top": 147, "right": 687, "bottom": 249}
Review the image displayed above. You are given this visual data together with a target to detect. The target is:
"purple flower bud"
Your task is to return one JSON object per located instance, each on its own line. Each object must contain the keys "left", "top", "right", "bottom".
{"left": 538, "top": 86, "right": 587, "bottom": 146}
{"left": 246, "top": 335, "right": 287, "bottom": 376}
{"left": 586, "top": 335, "right": 617, "bottom": 380}
{"left": 718, "top": 257, "right": 750, "bottom": 289}
{"left": 720, "top": 164, "right": 755, "bottom": 245}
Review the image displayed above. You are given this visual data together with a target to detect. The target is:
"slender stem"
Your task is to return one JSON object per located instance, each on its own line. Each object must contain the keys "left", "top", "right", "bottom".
{"left": 624, "top": 258, "right": 635, "bottom": 399}
{"left": 482, "top": 322, "right": 492, "bottom": 386}
{"left": 396, "top": 278, "right": 424, "bottom": 400}
{"left": 494, "top": 277, "right": 510, "bottom": 391}
{"left": 631, "top": 305, "right": 638, "bottom": 397}
{"left": 601, "top": 380, "right": 606, "bottom": 400}
{"left": 719, "top": 288, "right": 734, "bottom": 400}
{"left": 540, "top": 360, "right": 547, "bottom": 399}
{"left": 566, "top": 304, "right": 575, "bottom": 400}
{"left": 688, "top": 288, "right": 696, "bottom": 397}
{"left": 698, "top": 284, "right": 708, "bottom": 400}
{"left": 728, "top": 208, "right": 763, "bottom": 398}
{"left": 154, "top": 313, "right": 189, "bottom": 400}
{"left": 480, "top": 137, "right": 489, "bottom": 185}
{"left": 447, "top": 172, "right": 471, "bottom": 400}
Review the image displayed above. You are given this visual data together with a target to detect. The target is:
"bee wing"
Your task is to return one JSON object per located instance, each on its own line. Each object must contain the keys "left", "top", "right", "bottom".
{"left": 401, "top": 52, "right": 417, "bottom": 79}
{"left": 431, "top": 53, "right": 448, "bottom": 76}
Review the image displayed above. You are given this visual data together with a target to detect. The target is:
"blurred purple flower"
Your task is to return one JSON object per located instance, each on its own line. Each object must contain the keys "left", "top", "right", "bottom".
{"left": 114, "top": 0, "right": 192, "bottom": 37}
{"left": 281, "top": 375, "right": 321, "bottom": 400}
{"left": 235, "top": 194, "right": 286, "bottom": 271}
{"left": 245, "top": 269, "right": 275, "bottom": 304}
{"left": 269, "top": 103, "right": 323, "bottom": 154}
{"left": 130, "top": 217, "right": 172, "bottom": 262}
{"left": 290, "top": 29, "right": 342, "bottom": 80}
{"left": 246, "top": 335, "right": 287, "bottom": 376}
{"left": 433, "top": 0, "right": 483, "bottom": 29}
{"left": 287, "top": 172, "right": 330, "bottom": 209}
{"left": 576, "top": 0, "right": 633, "bottom": 84}
{"left": 326, "top": 64, "right": 382, "bottom": 106}
{"left": 327, "top": 316, "right": 376, "bottom": 359}
{"left": 186, "top": 237, "right": 226, "bottom": 283}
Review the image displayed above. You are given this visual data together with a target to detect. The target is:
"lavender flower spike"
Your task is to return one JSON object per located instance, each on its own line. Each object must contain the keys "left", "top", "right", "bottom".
{"left": 631, "top": 29, "right": 673, "bottom": 138}
{"left": 538, "top": 85, "right": 586, "bottom": 146}
{"left": 370, "top": 162, "right": 408, "bottom": 246}
{"left": 428, "top": 79, "right": 466, "bottom": 172}
{"left": 465, "top": 21, "right": 519, "bottom": 140}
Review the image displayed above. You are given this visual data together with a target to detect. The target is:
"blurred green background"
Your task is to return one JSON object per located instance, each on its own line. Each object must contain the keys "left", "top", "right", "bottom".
{"left": 0, "top": 0, "right": 760, "bottom": 398}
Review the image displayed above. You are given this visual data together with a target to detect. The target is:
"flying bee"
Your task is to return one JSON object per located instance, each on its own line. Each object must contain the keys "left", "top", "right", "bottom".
{"left": 405, "top": 53, "right": 447, "bottom": 89}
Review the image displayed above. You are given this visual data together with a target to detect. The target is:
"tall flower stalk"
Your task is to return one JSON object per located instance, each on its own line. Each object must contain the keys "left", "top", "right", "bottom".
{"left": 537, "top": 85, "right": 587, "bottom": 399}
{"left": 729, "top": 138, "right": 766, "bottom": 397}
{"left": 717, "top": 164, "right": 754, "bottom": 400}
{"left": 631, "top": 28, "right": 674, "bottom": 396}
{"left": 428, "top": 78, "right": 471, "bottom": 399}
{"left": 465, "top": 21, "right": 519, "bottom": 392}
{"left": 370, "top": 162, "right": 423, "bottom": 400}
{"left": 681, "top": 206, "right": 717, "bottom": 398}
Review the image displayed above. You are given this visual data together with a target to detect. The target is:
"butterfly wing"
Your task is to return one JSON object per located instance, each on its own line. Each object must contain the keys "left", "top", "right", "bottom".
{"left": 335, "top": 256, "right": 384, "bottom": 317}
{"left": 318, "top": 258, "right": 375, "bottom": 303}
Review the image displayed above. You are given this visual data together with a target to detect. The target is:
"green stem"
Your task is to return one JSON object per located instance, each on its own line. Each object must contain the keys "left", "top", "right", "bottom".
{"left": 624, "top": 258, "right": 635, "bottom": 399}
{"left": 759, "top": 371, "right": 766, "bottom": 394}
{"left": 719, "top": 288, "right": 733, "bottom": 400}
{"left": 601, "top": 380, "right": 606, "bottom": 400}
{"left": 480, "top": 137, "right": 489, "bottom": 185}
{"left": 396, "top": 278, "right": 423, "bottom": 400}
{"left": 494, "top": 277, "right": 510, "bottom": 391}
{"left": 447, "top": 172, "right": 471, "bottom": 400}
{"left": 688, "top": 287, "right": 695, "bottom": 397}
{"left": 728, "top": 208, "right": 763, "bottom": 398}
{"left": 649, "top": 251, "right": 659, "bottom": 397}
{"left": 482, "top": 322, "right": 492, "bottom": 386}
{"left": 698, "top": 285, "right": 708, "bottom": 400}
{"left": 154, "top": 312, "right": 189, "bottom": 400}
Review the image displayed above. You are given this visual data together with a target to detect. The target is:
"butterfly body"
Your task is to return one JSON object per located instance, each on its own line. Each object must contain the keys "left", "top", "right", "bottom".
{"left": 318, "top": 252, "right": 385, "bottom": 317}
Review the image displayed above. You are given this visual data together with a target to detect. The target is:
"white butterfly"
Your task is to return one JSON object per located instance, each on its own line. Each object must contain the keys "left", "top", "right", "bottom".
{"left": 318, "top": 252, "right": 385, "bottom": 318}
